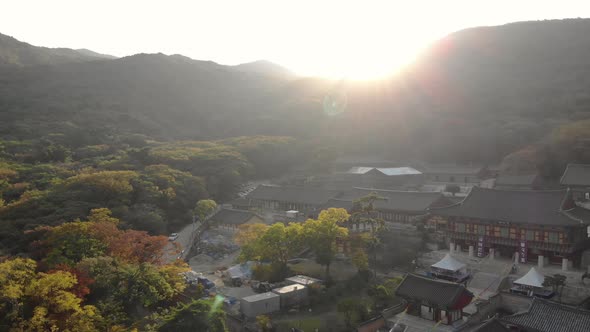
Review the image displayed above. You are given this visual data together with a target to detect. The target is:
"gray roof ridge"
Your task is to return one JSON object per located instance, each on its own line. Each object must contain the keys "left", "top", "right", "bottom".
{"left": 502, "top": 297, "right": 590, "bottom": 322}
{"left": 401, "top": 273, "right": 471, "bottom": 305}
{"left": 352, "top": 186, "right": 439, "bottom": 194}
{"left": 557, "top": 188, "right": 586, "bottom": 223}
{"left": 560, "top": 209, "right": 588, "bottom": 224}
{"left": 404, "top": 272, "right": 468, "bottom": 286}
{"left": 506, "top": 297, "right": 590, "bottom": 318}
{"left": 475, "top": 187, "right": 567, "bottom": 194}
{"left": 560, "top": 163, "right": 590, "bottom": 184}
{"left": 558, "top": 187, "right": 570, "bottom": 212}
{"left": 427, "top": 188, "right": 475, "bottom": 211}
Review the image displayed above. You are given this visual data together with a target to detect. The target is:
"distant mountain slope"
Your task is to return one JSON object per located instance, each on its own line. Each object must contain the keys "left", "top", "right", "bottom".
{"left": 75, "top": 48, "right": 117, "bottom": 60}
{"left": 0, "top": 33, "right": 109, "bottom": 66}
{"left": 0, "top": 52, "right": 320, "bottom": 142}
{"left": 232, "top": 60, "right": 295, "bottom": 78}
{"left": 1, "top": 19, "right": 590, "bottom": 164}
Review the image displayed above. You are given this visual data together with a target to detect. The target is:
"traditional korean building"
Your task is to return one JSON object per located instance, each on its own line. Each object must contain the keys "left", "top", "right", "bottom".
{"left": 395, "top": 274, "right": 473, "bottom": 325}
{"left": 501, "top": 298, "right": 590, "bottom": 332}
{"left": 494, "top": 173, "right": 542, "bottom": 190}
{"left": 241, "top": 185, "right": 338, "bottom": 213}
{"left": 560, "top": 163, "right": 590, "bottom": 202}
{"left": 467, "top": 318, "right": 511, "bottom": 332}
{"left": 208, "top": 208, "right": 264, "bottom": 232}
{"left": 322, "top": 188, "right": 453, "bottom": 229}
{"left": 422, "top": 164, "right": 489, "bottom": 185}
{"left": 305, "top": 166, "right": 424, "bottom": 191}
{"left": 428, "top": 187, "right": 590, "bottom": 269}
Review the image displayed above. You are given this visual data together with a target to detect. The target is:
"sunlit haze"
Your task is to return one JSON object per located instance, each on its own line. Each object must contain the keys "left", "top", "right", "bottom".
{"left": 2, "top": 0, "right": 590, "bottom": 79}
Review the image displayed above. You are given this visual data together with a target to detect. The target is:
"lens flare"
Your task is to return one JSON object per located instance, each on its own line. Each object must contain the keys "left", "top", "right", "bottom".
{"left": 323, "top": 92, "right": 348, "bottom": 116}
{"left": 209, "top": 294, "right": 225, "bottom": 316}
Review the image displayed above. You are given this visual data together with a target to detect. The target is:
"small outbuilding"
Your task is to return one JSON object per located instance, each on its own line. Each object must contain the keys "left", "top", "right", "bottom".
{"left": 240, "top": 292, "right": 280, "bottom": 318}
{"left": 272, "top": 284, "right": 308, "bottom": 308}
{"left": 430, "top": 254, "right": 470, "bottom": 283}
{"left": 395, "top": 274, "right": 473, "bottom": 325}
{"left": 285, "top": 275, "right": 322, "bottom": 287}
{"left": 510, "top": 267, "right": 553, "bottom": 298}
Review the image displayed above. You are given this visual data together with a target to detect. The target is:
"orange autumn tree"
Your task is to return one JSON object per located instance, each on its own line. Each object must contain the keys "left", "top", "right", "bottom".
{"left": 31, "top": 208, "right": 169, "bottom": 267}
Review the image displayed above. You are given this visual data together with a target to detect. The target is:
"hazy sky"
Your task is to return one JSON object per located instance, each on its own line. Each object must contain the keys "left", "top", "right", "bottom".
{"left": 2, "top": 0, "right": 589, "bottom": 78}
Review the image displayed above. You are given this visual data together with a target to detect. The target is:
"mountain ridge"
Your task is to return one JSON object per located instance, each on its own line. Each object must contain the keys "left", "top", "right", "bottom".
{"left": 1, "top": 18, "right": 590, "bottom": 164}
{"left": 0, "top": 32, "right": 114, "bottom": 66}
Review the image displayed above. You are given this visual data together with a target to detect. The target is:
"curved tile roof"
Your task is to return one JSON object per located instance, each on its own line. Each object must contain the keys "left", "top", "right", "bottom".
{"left": 502, "top": 298, "right": 590, "bottom": 332}
{"left": 431, "top": 187, "right": 583, "bottom": 226}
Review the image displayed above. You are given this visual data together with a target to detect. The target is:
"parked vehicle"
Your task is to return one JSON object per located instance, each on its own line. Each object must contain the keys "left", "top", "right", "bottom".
{"left": 197, "top": 277, "right": 215, "bottom": 289}
{"left": 168, "top": 233, "right": 179, "bottom": 241}
{"left": 251, "top": 280, "right": 272, "bottom": 293}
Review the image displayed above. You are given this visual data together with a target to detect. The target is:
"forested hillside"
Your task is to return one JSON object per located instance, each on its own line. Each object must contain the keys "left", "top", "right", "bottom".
{"left": 2, "top": 20, "right": 590, "bottom": 162}
{"left": 2, "top": 17, "right": 590, "bottom": 331}
{"left": 2, "top": 18, "right": 590, "bottom": 250}
{"left": 0, "top": 32, "right": 113, "bottom": 67}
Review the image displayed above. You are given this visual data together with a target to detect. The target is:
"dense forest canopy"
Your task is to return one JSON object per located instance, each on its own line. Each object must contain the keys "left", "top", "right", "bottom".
{"left": 1, "top": 19, "right": 590, "bottom": 248}
{"left": 2, "top": 20, "right": 590, "bottom": 162}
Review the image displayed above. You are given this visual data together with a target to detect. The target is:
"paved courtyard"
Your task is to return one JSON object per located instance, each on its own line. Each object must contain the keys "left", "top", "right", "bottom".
{"left": 418, "top": 249, "right": 590, "bottom": 304}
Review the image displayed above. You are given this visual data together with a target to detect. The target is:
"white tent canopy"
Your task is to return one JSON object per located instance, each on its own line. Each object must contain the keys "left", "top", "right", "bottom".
{"left": 431, "top": 254, "right": 466, "bottom": 272}
{"left": 514, "top": 267, "right": 545, "bottom": 288}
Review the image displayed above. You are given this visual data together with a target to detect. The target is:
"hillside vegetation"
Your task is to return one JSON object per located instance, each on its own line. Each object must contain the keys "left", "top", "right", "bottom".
{"left": 1, "top": 20, "right": 590, "bottom": 163}
{"left": 1, "top": 19, "right": 590, "bottom": 240}
{"left": 0, "top": 33, "right": 112, "bottom": 67}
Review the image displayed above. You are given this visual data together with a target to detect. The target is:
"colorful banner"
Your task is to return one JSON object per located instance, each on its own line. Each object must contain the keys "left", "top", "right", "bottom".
{"left": 477, "top": 236, "right": 485, "bottom": 258}
{"left": 519, "top": 240, "right": 527, "bottom": 263}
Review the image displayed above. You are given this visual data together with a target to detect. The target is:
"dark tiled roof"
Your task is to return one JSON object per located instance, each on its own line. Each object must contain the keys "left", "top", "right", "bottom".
{"left": 395, "top": 274, "right": 473, "bottom": 309}
{"left": 501, "top": 298, "right": 590, "bottom": 332}
{"left": 333, "top": 188, "right": 449, "bottom": 213}
{"left": 468, "top": 318, "right": 510, "bottom": 332}
{"left": 230, "top": 197, "right": 250, "bottom": 206}
{"left": 209, "top": 208, "right": 259, "bottom": 225}
{"left": 563, "top": 206, "right": 590, "bottom": 223}
{"left": 560, "top": 164, "right": 590, "bottom": 186}
{"left": 495, "top": 173, "right": 538, "bottom": 186}
{"left": 431, "top": 187, "right": 581, "bottom": 226}
{"left": 422, "top": 164, "right": 485, "bottom": 175}
{"left": 321, "top": 198, "right": 354, "bottom": 211}
{"left": 245, "top": 185, "right": 338, "bottom": 205}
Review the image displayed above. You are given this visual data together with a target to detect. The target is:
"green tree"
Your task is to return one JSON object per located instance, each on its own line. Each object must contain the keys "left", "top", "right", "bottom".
{"left": 302, "top": 208, "right": 349, "bottom": 280}
{"left": 0, "top": 258, "right": 102, "bottom": 331}
{"left": 238, "top": 223, "right": 303, "bottom": 281}
{"left": 368, "top": 277, "right": 402, "bottom": 309}
{"left": 543, "top": 274, "right": 567, "bottom": 302}
{"left": 256, "top": 315, "right": 272, "bottom": 332}
{"left": 337, "top": 297, "right": 370, "bottom": 329}
{"left": 0, "top": 258, "right": 37, "bottom": 324}
{"left": 194, "top": 199, "right": 217, "bottom": 222}
{"left": 351, "top": 193, "right": 384, "bottom": 276}
{"left": 351, "top": 248, "right": 369, "bottom": 272}
{"left": 43, "top": 221, "right": 109, "bottom": 267}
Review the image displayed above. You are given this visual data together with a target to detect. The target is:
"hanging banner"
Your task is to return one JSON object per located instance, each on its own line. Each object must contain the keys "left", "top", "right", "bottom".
{"left": 477, "top": 236, "right": 485, "bottom": 258}
{"left": 519, "top": 240, "right": 527, "bottom": 263}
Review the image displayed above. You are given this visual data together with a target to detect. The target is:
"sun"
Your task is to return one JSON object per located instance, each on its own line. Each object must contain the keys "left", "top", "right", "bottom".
{"left": 291, "top": 40, "right": 421, "bottom": 80}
